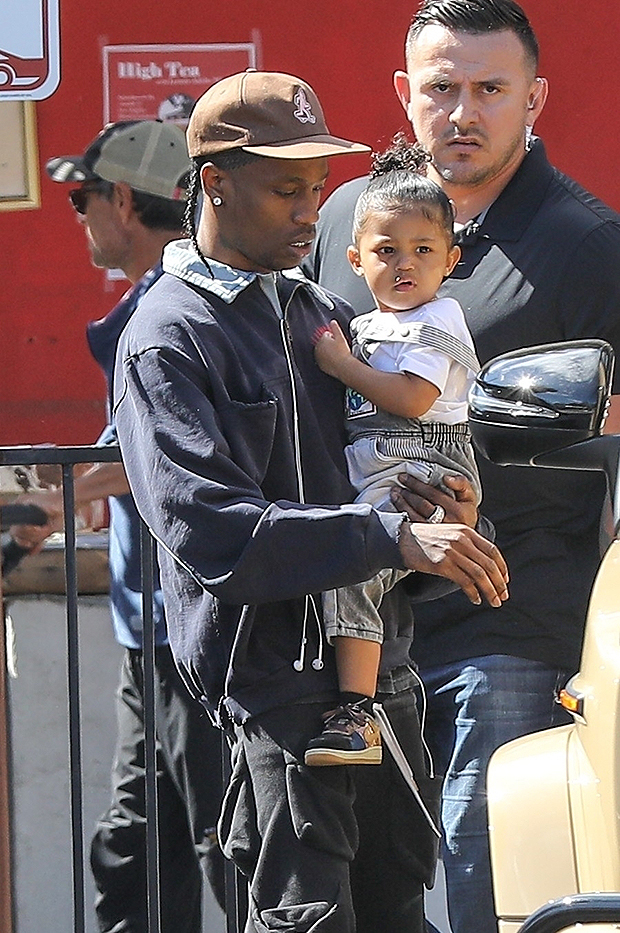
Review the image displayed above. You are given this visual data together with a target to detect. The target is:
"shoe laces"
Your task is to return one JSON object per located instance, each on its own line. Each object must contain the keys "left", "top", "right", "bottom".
{"left": 322, "top": 702, "right": 369, "bottom": 728}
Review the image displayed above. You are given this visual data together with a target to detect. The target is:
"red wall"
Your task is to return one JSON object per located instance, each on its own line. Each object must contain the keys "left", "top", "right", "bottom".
{"left": 2, "top": 0, "right": 619, "bottom": 446}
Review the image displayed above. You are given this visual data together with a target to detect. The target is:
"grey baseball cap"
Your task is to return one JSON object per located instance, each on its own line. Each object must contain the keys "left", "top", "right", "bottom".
{"left": 46, "top": 120, "right": 191, "bottom": 200}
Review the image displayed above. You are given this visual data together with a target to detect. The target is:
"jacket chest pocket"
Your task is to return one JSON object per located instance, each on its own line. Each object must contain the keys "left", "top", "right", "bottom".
{"left": 219, "top": 395, "right": 278, "bottom": 487}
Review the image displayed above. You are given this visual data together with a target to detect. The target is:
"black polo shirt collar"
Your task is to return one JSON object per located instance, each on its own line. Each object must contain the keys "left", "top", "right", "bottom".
{"left": 456, "top": 138, "right": 554, "bottom": 246}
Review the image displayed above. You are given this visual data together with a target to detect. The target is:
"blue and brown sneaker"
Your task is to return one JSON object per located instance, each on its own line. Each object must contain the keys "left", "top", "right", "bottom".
{"left": 304, "top": 702, "right": 382, "bottom": 766}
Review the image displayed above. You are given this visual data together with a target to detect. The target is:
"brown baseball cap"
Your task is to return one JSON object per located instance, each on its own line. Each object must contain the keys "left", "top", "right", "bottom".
{"left": 187, "top": 70, "right": 370, "bottom": 160}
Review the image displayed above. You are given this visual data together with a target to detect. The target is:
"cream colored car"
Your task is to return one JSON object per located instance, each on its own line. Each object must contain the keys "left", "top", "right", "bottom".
{"left": 468, "top": 339, "right": 620, "bottom": 933}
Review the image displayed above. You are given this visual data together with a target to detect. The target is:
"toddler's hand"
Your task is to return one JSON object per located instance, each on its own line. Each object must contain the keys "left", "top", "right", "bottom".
{"left": 313, "top": 320, "right": 352, "bottom": 378}
{"left": 312, "top": 324, "right": 332, "bottom": 345}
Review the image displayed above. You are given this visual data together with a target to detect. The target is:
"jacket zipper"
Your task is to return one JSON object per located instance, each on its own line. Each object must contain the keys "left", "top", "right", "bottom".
{"left": 278, "top": 281, "right": 324, "bottom": 672}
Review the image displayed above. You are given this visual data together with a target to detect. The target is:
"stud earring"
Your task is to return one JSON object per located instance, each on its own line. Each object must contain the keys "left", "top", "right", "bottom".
{"left": 212, "top": 196, "right": 223, "bottom": 207}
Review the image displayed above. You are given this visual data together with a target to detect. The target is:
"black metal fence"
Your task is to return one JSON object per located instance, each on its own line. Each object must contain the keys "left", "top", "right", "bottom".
{"left": 5, "top": 446, "right": 612, "bottom": 933}
{"left": 0, "top": 444, "right": 244, "bottom": 933}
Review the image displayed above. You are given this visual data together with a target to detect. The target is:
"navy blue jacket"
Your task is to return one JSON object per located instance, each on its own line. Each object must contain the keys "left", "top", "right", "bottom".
{"left": 114, "top": 248, "right": 452, "bottom": 723}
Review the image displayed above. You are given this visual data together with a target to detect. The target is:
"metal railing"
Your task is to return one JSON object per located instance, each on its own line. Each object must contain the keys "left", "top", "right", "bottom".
{"left": 518, "top": 893, "right": 620, "bottom": 933}
{"left": 0, "top": 444, "right": 245, "bottom": 933}
{"left": 6, "top": 448, "right": 620, "bottom": 933}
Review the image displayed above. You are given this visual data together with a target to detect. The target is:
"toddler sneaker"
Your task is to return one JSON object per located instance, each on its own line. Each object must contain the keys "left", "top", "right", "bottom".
{"left": 304, "top": 701, "right": 382, "bottom": 766}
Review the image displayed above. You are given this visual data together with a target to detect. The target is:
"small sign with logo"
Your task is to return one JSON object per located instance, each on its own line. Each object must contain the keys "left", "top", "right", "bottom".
{"left": 0, "top": 0, "right": 60, "bottom": 100}
{"left": 103, "top": 42, "right": 258, "bottom": 128}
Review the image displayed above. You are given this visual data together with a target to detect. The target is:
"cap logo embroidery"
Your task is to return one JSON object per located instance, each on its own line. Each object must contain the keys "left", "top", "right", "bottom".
{"left": 293, "top": 87, "right": 316, "bottom": 125}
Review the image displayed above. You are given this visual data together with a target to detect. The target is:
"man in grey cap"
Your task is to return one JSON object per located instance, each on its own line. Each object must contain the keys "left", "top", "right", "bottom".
{"left": 113, "top": 74, "right": 508, "bottom": 932}
{"left": 15, "top": 119, "right": 225, "bottom": 933}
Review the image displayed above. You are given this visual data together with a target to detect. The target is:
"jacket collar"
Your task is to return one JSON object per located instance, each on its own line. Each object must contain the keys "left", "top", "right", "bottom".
{"left": 162, "top": 238, "right": 334, "bottom": 310}
{"left": 162, "top": 240, "right": 255, "bottom": 304}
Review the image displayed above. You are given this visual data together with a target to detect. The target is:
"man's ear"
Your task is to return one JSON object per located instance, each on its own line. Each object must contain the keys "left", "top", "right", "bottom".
{"left": 114, "top": 182, "right": 135, "bottom": 224}
{"left": 526, "top": 76, "right": 548, "bottom": 127}
{"left": 200, "top": 162, "right": 226, "bottom": 205}
{"left": 347, "top": 244, "right": 365, "bottom": 277}
{"left": 393, "top": 70, "right": 412, "bottom": 118}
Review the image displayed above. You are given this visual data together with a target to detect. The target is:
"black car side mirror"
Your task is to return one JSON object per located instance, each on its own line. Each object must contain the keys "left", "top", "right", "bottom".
{"left": 468, "top": 340, "right": 614, "bottom": 466}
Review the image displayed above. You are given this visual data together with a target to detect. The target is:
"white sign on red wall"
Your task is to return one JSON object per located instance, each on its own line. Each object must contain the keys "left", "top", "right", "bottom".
{"left": 0, "top": 0, "right": 60, "bottom": 100}
{"left": 103, "top": 43, "right": 257, "bottom": 127}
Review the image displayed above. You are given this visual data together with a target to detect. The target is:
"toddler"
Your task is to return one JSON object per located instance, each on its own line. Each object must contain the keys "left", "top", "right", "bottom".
{"left": 305, "top": 137, "right": 482, "bottom": 766}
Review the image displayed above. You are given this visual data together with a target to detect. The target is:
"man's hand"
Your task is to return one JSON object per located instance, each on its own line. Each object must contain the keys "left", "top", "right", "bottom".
{"left": 390, "top": 472, "right": 509, "bottom": 606}
{"left": 9, "top": 461, "right": 126, "bottom": 540}
{"left": 9, "top": 521, "right": 52, "bottom": 553}
{"left": 391, "top": 472, "right": 478, "bottom": 528}
{"left": 8, "top": 490, "right": 60, "bottom": 554}
{"left": 12, "top": 489, "right": 64, "bottom": 535}
{"left": 399, "top": 521, "right": 509, "bottom": 608}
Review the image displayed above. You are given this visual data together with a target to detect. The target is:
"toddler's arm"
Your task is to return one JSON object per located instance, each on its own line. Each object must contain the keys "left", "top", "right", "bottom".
{"left": 314, "top": 319, "right": 439, "bottom": 419}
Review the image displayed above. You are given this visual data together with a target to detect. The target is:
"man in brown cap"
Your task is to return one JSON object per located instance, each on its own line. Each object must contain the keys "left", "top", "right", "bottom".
{"left": 113, "top": 71, "right": 508, "bottom": 932}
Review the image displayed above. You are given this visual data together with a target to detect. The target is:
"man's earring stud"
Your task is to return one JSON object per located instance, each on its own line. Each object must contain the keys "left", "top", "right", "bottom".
{"left": 212, "top": 196, "right": 223, "bottom": 207}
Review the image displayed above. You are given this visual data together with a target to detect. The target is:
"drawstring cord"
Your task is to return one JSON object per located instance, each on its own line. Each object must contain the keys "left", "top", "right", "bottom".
{"left": 310, "top": 595, "right": 325, "bottom": 671}
{"left": 292, "top": 594, "right": 325, "bottom": 672}
{"left": 264, "top": 278, "right": 324, "bottom": 676}
{"left": 406, "top": 663, "right": 436, "bottom": 779}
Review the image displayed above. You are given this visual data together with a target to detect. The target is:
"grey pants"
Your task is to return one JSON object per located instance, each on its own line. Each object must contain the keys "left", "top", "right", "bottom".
{"left": 324, "top": 429, "right": 482, "bottom": 644}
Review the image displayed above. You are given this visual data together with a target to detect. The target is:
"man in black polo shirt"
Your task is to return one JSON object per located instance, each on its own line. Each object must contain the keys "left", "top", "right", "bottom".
{"left": 305, "top": 2, "right": 620, "bottom": 932}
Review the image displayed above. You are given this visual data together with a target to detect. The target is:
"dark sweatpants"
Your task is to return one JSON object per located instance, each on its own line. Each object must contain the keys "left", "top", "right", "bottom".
{"left": 219, "top": 683, "right": 440, "bottom": 932}
{"left": 352, "top": 687, "right": 440, "bottom": 932}
{"left": 90, "top": 645, "right": 225, "bottom": 933}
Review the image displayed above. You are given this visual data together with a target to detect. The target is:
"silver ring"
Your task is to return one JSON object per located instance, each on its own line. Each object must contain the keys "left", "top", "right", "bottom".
{"left": 427, "top": 504, "right": 446, "bottom": 524}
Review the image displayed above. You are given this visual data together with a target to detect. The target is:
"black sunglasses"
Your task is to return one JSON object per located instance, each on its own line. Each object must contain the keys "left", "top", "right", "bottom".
{"left": 68, "top": 181, "right": 108, "bottom": 215}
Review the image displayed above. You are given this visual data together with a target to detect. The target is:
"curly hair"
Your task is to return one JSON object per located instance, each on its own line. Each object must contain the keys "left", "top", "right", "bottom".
{"left": 352, "top": 133, "right": 456, "bottom": 245}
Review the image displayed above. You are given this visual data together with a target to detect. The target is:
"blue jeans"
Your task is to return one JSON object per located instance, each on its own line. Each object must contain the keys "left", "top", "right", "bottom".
{"left": 419, "top": 655, "right": 572, "bottom": 933}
